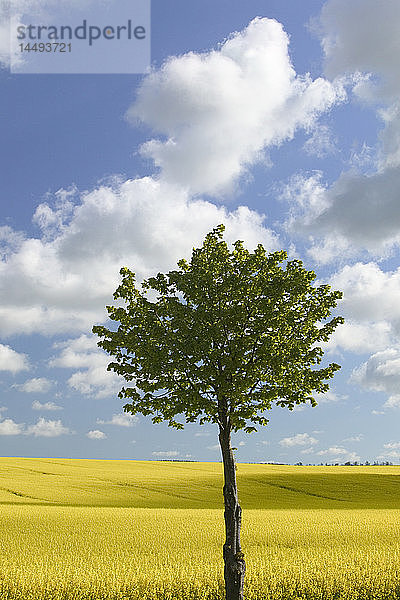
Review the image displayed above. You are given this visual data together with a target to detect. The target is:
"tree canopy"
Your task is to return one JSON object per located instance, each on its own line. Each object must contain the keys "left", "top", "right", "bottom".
{"left": 93, "top": 225, "right": 344, "bottom": 434}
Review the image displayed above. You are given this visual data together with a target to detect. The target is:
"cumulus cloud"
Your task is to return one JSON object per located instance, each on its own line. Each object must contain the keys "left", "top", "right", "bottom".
{"left": 286, "top": 0, "right": 400, "bottom": 259}
{"left": 300, "top": 446, "right": 317, "bottom": 455}
{"left": 318, "top": 447, "right": 344, "bottom": 456}
{"left": 87, "top": 429, "right": 107, "bottom": 440}
{"left": 97, "top": 413, "right": 139, "bottom": 427}
{"left": 128, "top": 17, "right": 344, "bottom": 196}
{"left": 32, "top": 400, "right": 62, "bottom": 411}
{"left": 1, "top": 17, "right": 339, "bottom": 340}
{"left": 317, "top": 446, "right": 360, "bottom": 462}
{"left": 0, "top": 179, "right": 278, "bottom": 337}
{"left": 383, "top": 441, "right": 400, "bottom": 450}
{"left": 320, "top": 262, "right": 400, "bottom": 354}
{"left": 352, "top": 347, "right": 400, "bottom": 408}
{"left": 0, "top": 418, "right": 25, "bottom": 435}
{"left": 318, "top": 0, "right": 400, "bottom": 98}
{"left": 279, "top": 433, "right": 318, "bottom": 447}
{"left": 0, "top": 344, "right": 29, "bottom": 373}
{"left": 16, "top": 377, "right": 53, "bottom": 393}
{"left": 325, "top": 320, "right": 393, "bottom": 354}
{"left": 302, "top": 168, "right": 400, "bottom": 256}
{"left": 330, "top": 263, "right": 400, "bottom": 323}
{"left": 343, "top": 434, "right": 363, "bottom": 443}
{"left": 152, "top": 450, "right": 179, "bottom": 458}
{"left": 26, "top": 417, "right": 70, "bottom": 437}
{"left": 50, "top": 334, "right": 123, "bottom": 398}
{"left": 0, "top": 415, "right": 70, "bottom": 437}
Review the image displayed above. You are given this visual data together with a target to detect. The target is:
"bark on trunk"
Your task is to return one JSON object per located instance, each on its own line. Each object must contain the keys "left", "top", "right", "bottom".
{"left": 219, "top": 426, "right": 246, "bottom": 600}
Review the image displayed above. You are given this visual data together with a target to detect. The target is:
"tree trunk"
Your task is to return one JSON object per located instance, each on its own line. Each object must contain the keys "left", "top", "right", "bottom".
{"left": 219, "top": 426, "right": 246, "bottom": 600}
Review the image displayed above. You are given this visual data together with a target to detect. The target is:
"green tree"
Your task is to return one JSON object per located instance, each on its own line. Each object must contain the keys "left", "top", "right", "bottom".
{"left": 93, "top": 225, "right": 343, "bottom": 600}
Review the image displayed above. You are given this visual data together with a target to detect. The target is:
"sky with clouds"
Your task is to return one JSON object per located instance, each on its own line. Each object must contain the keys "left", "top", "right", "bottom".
{"left": 0, "top": 0, "right": 399, "bottom": 464}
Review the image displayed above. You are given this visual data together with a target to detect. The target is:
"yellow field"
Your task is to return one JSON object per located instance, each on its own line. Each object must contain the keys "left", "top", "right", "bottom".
{"left": 1, "top": 458, "right": 400, "bottom": 599}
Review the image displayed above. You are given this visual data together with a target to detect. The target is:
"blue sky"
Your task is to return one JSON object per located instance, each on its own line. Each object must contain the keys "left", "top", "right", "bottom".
{"left": 0, "top": 0, "right": 400, "bottom": 464}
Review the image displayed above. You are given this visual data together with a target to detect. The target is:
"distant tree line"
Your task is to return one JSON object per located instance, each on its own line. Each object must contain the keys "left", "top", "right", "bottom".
{"left": 152, "top": 460, "right": 395, "bottom": 466}
{"left": 294, "top": 461, "right": 393, "bottom": 466}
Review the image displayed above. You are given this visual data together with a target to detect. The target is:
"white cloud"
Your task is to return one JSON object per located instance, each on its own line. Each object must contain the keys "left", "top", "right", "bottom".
{"left": 0, "top": 418, "right": 24, "bottom": 435}
{"left": 384, "top": 396, "right": 400, "bottom": 409}
{"left": 292, "top": 403, "right": 307, "bottom": 412}
{"left": 50, "top": 334, "right": 122, "bottom": 398}
{"left": 32, "top": 400, "right": 62, "bottom": 411}
{"left": 344, "top": 452, "right": 362, "bottom": 463}
{"left": 16, "top": 377, "right": 52, "bottom": 393}
{"left": 287, "top": 0, "right": 400, "bottom": 259}
{"left": 383, "top": 442, "right": 400, "bottom": 450}
{"left": 279, "top": 433, "right": 318, "bottom": 447}
{"left": 0, "top": 179, "right": 278, "bottom": 337}
{"left": 330, "top": 263, "right": 400, "bottom": 325}
{"left": 349, "top": 142, "right": 377, "bottom": 172}
{"left": 87, "top": 429, "right": 107, "bottom": 440}
{"left": 0, "top": 344, "right": 29, "bottom": 373}
{"left": 343, "top": 434, "right": 363, "bottom": 443}
{"left": 377, "top": 450, "right": 400, "bottom": 462}
{"left": 128, "top": 17, "right": 344, "bottom": 196}
{"left": 26, "top": 417, "right": 70, "bottom": 437}
{"left": 305, "top": 168, "right": 400, "bottom": 255}
{"left": 325, "top": 320, "right": 393, "bottom": 354}
{"left": 313, "top": 389, "right": 347, "bottom": 403}
{"left": 152, "top": 450, "right": 179, "bottom": 458}
{"left": 0, "top": 415, "right": 71, "bottom": 437}
{"left": 207, "top": 444, "right": 220, "bottom": 451}
{"left": 351, "top": 347, "right": 400, "bottom": 408}
{"left": 300, "top": 446, "right": 317, "bottom": 455}
{"left": 303, "top": 124, "right": 337, "bottom": 158}
{"left": 377, "top": 440, "right": 400, "bottom": 461}
{"left": 376, "top": 442, "right": 400, "bottom": 462}
{"left": 97, "top": 412, "right": 138, "bottom": 427}
{"left": 317, "top": 446, "right": 350, "bottom": 457}
{"left": 319, "top": 263, "right": 400, "bottom": 354}
{"left": 318, "top": 0, "right": 400, "bottom": 99}
{"left": 284, "top": 170, "right": 400, "bottom": 262}
{"left": 2, "top": 18, "right": 334, "bottom": 341}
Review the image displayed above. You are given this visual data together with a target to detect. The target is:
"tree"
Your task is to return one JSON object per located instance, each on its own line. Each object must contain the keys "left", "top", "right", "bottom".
{"left": 93, "top": 225, "right": 343, "bottom": 600}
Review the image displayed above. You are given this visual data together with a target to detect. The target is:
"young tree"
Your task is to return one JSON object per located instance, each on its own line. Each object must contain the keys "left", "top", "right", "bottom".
{"left": 93, "top": 225, "right": 343, "bottom": 600}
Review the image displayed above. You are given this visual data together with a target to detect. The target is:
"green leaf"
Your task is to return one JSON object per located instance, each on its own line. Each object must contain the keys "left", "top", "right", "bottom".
{"left": 93, "top": 224, "right": 343, "bottom": 435}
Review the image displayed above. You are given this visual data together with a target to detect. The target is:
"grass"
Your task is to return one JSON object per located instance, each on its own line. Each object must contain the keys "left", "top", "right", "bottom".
{"left": 1, "top": 458, "right": 400, "bottom": 599}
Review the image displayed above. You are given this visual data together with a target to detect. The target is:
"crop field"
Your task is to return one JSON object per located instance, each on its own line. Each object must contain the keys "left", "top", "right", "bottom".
{"left": 1, "top": 459, "right": 400, "bottom": 599}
